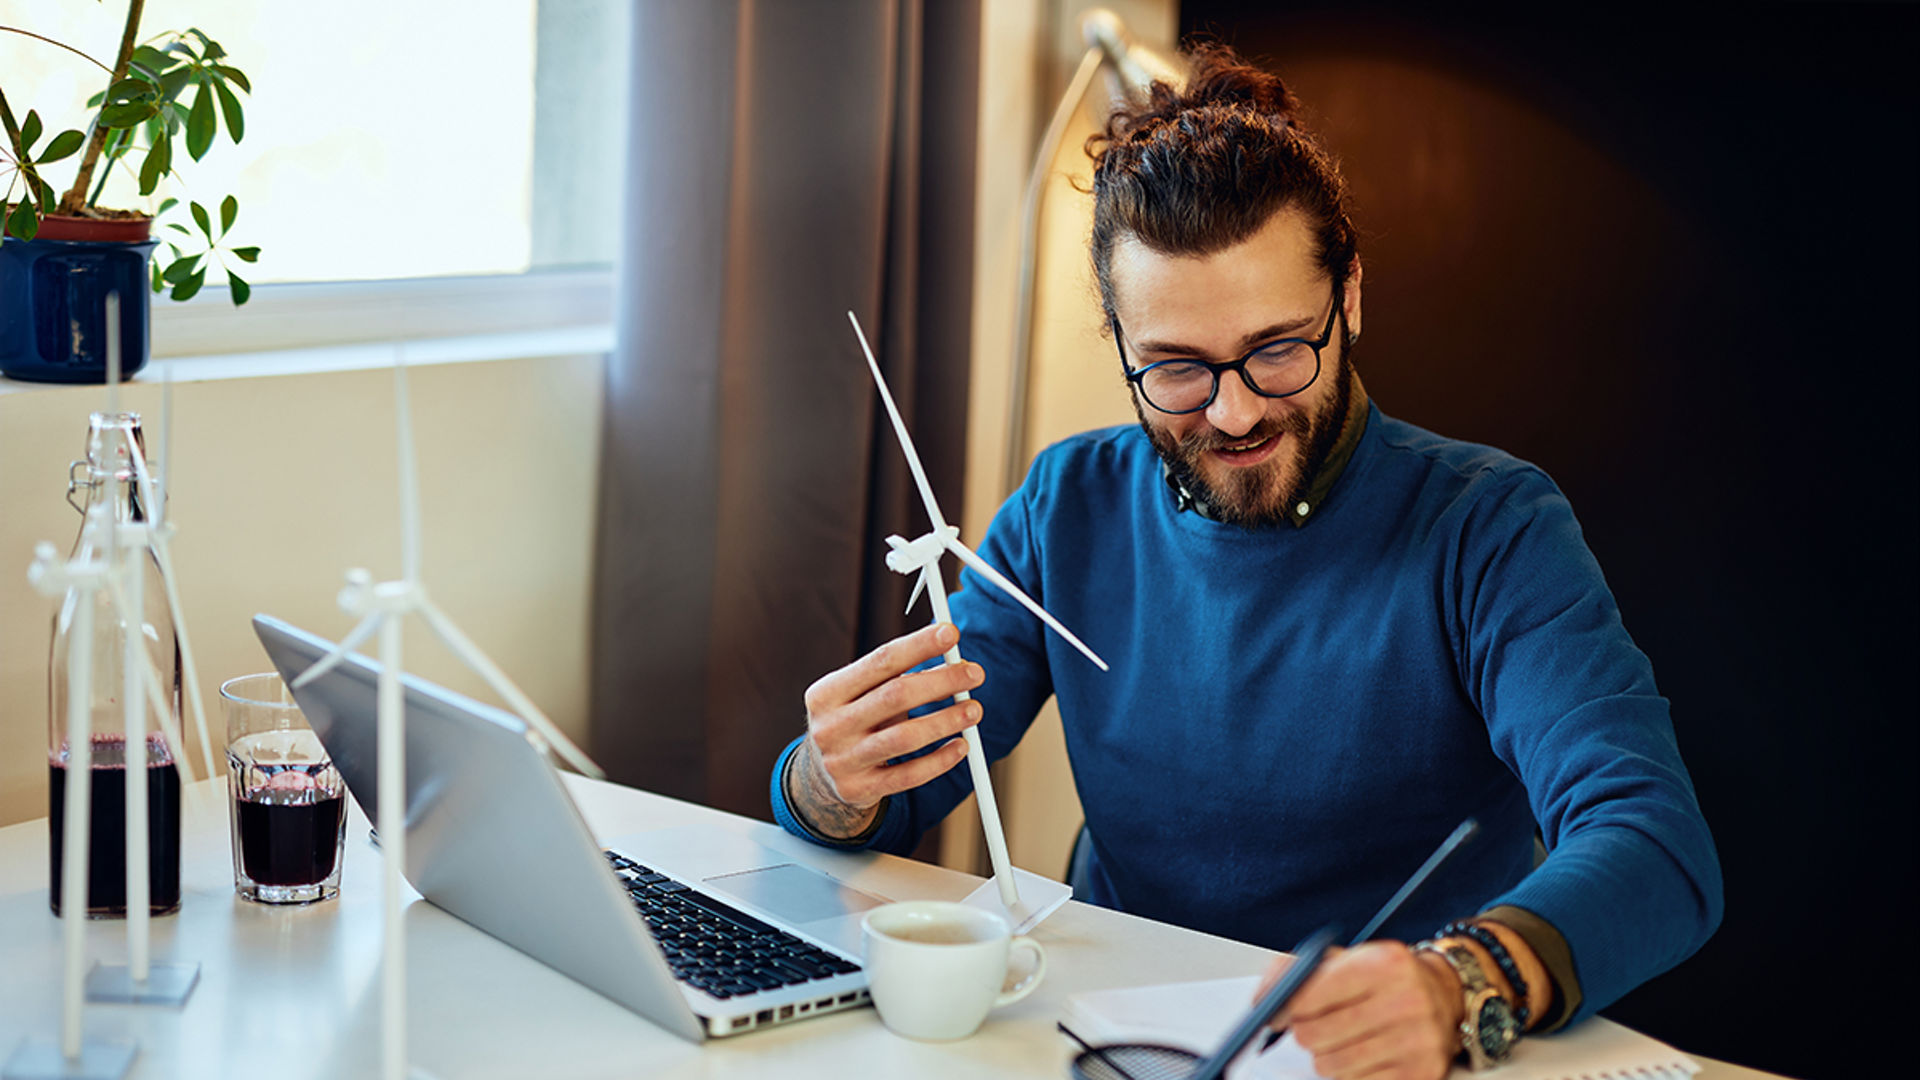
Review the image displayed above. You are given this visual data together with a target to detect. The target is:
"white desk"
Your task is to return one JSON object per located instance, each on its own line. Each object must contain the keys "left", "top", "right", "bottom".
{"left": 1, "top": 777, "right": 1782, "bottom": 1080}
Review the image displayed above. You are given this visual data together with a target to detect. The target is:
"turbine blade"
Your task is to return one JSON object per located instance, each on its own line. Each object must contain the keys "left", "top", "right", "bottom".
{"left": 106, "top": 292, "right": 121, "bottom": 413}
{"left": 103, "top": 569, "right": 195, "bottom": 780}
{"left": 416, "top": 600, "right": 607, "bottom": 779}
{"left": 126, "top": 443, "right": 218, "bottom": 779}
{"left": 393, "top": 349, "right": 423, "bottom": 585}
{"left": 140, "top": 651, "right": 193, "bottom": 783}
{"left": 946, "top": 540, "right": 1110, "bottom": 671}
{"left": 292, "top": 613, "right": 384, "bottom": 688}
{"left": 905, "top": 566, "right": 928, "bottom": 615}
{"left": 158, "top": 360, "right": 173, "bottom": 522}
{"left": 848, "top": 311, "right": 948, "bottom": 532}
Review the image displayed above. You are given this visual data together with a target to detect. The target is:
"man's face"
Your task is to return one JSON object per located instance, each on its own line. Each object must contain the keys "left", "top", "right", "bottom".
{"left": 1109, "top": 207, "right": 1363, "bottom": 527}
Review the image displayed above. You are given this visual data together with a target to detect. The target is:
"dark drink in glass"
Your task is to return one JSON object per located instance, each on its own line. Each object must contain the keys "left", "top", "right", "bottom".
{"left": 49, "top": 732, "right": 183, "bottom": 918}
{"left": 227, "top": 731, "right": 346, "bottom": 903}
{"left": 235, "top": 775, "right": 345, "bottom": 887}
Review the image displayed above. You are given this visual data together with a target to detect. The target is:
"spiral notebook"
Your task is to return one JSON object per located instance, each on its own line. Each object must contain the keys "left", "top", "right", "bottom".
{"left": 1062, "top": 974, "right": 1701, "bottom": 1080}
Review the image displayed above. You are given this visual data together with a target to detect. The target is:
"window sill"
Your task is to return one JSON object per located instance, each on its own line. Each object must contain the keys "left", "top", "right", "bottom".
{"left": 0, "top": 323, "right": 614, "bottom": 398}
{"left": 151, "top": 269, "right": 615, "bottom": 357}
{"left": 2, "top": 268, "right": 616, "bottom": 397}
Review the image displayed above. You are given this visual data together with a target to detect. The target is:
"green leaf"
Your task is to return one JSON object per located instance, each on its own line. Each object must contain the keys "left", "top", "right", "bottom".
{"left": 171, "top": 268, "right": 207, "bottom": 302}
{"left": 186, "top": 84, "right": 216, "bottom": 161}
{"left": 219, "top": 195, "right": 237, "bottom": 234}
{"left": 162, "top": 257, "right": 199, "bottom": 284}
{"left": 33, "top": 177, "right": 55, "bottom": 212}
{"left": 20, "top": 111, "right": 41, "bottom": 153}
{"left": 157, "top": 66, "right": 194, "bottom": 104}
{"left": 130, "top": 46, "right": 175, "bottom": 75}
{"left": 157, "top": 197, "right": 179, "bottom": 216}
{"left": 150, "top": 259, "right": 165, "bottom": 292}
{"left": 190, "top": 200, "right": 212, "bottom": 237}
{"left": 212, "top": 66, "right": 252, "bottom": 94}
{"left": 231, "top": 246, "right": 260, "bottom": 263}
{"left": 213, "top": 80, "right": 245, "bottom": 142}
{"left": 138, "top": 133, "right": 171, "bottom": 196}
{"left": 227, "top": 272, "right": 250, "bottom": 306}
{"left": 6, "top": 200, "right": 38, "bottom": 241}
{"left": 36, "top": 130, "right": 85, "bottom": 165}
{"left": 100, "top": 102, "right": 159, "bottom": 128}
{"left": 108, "top": 77, "right": 158, "bottom": 103}
{"left": 165, "top": 222, "right": 194, "bottom": 236}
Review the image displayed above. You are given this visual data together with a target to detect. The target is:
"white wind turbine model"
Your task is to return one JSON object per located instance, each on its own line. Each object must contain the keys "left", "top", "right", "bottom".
{"left": 87, "top": 304, "right": 210, "bottom": 1009}
{"left": 6, "top": 301, "right": 201, "bottom": 1080}
{"left": 848, "top": 311, "right": 1107, "bottom": 933}
{"left": 292, "top": 350, "right": 604, "bottom": 1080}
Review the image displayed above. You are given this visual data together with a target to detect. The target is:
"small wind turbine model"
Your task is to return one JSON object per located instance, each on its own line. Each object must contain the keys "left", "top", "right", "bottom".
{"left": 292, "top": 348, "right": 604, "bottom": 1080}
{"left": 88, "top": 326, "right": 212, "bottom": 1009}
{"left": 5, "top": 297, "right": 202, "bottom": 1080}
{"left": 848, "top": 311, "right": 1107, "bottom": 933}
{"left": 11, "top": 514, "right": 136, "bottom": 1080}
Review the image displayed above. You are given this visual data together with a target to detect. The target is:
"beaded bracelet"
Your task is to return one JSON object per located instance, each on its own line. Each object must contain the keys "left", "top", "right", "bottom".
{"left": 1440, "top": 920, "right": 1532, "bottom": 1029}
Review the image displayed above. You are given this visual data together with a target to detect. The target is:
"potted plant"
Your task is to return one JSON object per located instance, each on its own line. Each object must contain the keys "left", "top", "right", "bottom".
{"left": 1, "top": 2, "right": 256, "bottom": 383}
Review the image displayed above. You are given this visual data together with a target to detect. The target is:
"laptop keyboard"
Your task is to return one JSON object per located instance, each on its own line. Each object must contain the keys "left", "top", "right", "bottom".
{"left": 603, "top": 850, "right": 861, "bottom": 1000}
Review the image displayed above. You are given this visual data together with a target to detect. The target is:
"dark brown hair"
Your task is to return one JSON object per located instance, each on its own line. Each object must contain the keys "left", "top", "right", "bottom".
{"left": 1087, "top": 43, "right": 1358, "bottom": 317}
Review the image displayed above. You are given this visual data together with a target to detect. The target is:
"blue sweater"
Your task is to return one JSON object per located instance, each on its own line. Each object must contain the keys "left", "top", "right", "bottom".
{"left": 773, "top": 405, "right": 1722, "bottom": 1022}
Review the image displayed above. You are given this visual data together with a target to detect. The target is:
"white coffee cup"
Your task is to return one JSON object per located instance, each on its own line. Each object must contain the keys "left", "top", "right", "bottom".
{"left": 861, "top": 900, "right": 1047, "bottom": 1041}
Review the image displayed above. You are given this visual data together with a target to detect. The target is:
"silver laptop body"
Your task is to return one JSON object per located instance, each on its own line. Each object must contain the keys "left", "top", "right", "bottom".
{"left": 253, "top": 615, "right": 880, "bottom": 1040}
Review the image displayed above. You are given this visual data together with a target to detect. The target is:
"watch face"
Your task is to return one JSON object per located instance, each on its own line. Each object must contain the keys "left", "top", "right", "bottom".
{"left": 1477, "top": 997, "right": 1520, "bottom": 1059}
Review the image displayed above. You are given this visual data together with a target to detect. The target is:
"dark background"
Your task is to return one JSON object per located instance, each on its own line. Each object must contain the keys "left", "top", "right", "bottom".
{"left": 1177, "top": 3, "right": 1917, "bottom": 1077}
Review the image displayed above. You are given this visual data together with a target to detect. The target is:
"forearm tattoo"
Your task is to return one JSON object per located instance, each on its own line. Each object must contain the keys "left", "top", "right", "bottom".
{"left": 789, "top": 738, "right": 882, "bottom": 841}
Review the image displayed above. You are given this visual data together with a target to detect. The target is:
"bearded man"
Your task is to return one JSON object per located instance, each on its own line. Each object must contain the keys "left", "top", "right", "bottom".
{"left": 770, "top": 44, "right": 1721, "bottom": 1080}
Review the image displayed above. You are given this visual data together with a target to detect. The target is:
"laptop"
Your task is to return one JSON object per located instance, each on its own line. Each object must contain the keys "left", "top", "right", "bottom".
{"left": 253, "top": 614, "right": 885, "bottom": 1041}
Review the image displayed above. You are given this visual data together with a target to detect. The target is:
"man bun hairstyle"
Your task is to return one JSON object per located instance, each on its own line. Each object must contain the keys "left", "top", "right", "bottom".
{"left": 1088, "top": 42, "right": 1358, "bottom": 318}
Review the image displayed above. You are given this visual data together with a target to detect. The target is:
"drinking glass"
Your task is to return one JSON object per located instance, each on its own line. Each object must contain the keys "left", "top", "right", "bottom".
{"left": 220, "top": 673, "right": 347, "bottom": 904}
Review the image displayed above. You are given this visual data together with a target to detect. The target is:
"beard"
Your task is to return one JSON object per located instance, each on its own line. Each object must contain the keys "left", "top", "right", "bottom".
{"left": 1136, "top": 347, "right": 1355, "bottom": 528}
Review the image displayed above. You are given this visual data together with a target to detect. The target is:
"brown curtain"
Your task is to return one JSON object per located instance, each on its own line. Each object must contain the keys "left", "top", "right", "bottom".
{"left": 590, "top": 0, "right": 980, "bottom": 834}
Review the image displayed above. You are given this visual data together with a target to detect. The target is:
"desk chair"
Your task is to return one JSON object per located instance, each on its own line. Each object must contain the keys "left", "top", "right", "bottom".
{"left": 1067, "top": 822, "right": 1094, "bottom": 896}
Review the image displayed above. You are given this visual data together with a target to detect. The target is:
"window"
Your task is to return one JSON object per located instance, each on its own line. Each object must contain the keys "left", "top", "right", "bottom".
{"left": 6, "top": 0, "right": 626, "bottom": 351}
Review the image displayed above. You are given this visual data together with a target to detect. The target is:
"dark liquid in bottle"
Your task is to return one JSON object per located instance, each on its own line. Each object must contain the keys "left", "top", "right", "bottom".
{"left": 48, "top": 734, "right": 183, "bottom": 917}
{"left": 236, "top": 795, "right": 344, "bottom": 886}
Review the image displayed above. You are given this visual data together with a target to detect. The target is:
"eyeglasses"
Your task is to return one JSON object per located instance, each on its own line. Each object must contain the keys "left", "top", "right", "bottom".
{"left": 1112, "top": 283, "right": 1344, "bottom": 415}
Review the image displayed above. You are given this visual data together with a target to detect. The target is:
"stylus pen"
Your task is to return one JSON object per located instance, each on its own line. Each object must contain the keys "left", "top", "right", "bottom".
{"left": 1247, "top": 817, "right": 1483, "bottom": 1059}
{"left": 1185, "top": 926, "right": 1338, "bottom": 1080}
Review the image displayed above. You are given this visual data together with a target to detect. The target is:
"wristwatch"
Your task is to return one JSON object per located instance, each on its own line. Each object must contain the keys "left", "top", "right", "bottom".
{"left": 1417, "top": 940, "right": 1520, "bottom": 1070}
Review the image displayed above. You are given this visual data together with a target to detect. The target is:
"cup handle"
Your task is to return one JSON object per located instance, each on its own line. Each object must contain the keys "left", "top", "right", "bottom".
{"left": 995, "top": 936, "right": 1047, "bottom": 1008}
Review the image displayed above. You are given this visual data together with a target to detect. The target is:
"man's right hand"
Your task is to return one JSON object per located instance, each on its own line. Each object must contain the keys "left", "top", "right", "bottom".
{"left": 787, "top": 622, "right": 984, "bottom": 840}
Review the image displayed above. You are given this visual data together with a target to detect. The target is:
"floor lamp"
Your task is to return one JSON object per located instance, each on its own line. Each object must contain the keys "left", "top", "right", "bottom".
{"left": 1001, "top": 7, "right": 1181, "bottom": 498}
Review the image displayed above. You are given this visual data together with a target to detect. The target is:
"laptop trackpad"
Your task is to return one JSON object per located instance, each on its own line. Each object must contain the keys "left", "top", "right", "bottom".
{"left": 702, "top": 863, "right": 887, "bottom": 925}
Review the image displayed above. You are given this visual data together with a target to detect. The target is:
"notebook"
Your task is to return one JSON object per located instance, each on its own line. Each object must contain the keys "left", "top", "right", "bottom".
{"left": 1062, "top": 974, "right": 1701, "bottom": 1080}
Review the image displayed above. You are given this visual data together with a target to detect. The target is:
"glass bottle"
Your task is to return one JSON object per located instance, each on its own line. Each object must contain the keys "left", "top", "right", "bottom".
{"left": 47, "top": 411, "right": 184, "bottom": 917}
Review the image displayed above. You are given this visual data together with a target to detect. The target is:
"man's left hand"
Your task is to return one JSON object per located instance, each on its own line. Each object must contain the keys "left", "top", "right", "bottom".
{"left": 1257, "top": 942, "right": 1462, "bottom": 1080}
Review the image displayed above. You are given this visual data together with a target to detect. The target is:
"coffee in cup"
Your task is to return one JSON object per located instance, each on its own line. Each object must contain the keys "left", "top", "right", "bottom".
{"left": 861, "top": 900, "right": 1046, "bottom": 1041}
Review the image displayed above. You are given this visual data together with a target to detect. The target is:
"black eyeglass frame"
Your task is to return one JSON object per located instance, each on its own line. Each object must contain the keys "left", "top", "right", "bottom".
{"left": 1112, "top": 281, "right": 1345, "bottom": 416}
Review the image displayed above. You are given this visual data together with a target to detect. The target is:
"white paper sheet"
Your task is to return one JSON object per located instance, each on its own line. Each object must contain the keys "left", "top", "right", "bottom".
{"left": 1061, "top": 974, "right": 1703, "bottom": 1080}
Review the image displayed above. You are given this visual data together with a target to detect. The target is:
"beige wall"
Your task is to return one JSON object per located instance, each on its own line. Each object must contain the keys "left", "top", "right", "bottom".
{"left": 0, "top": 353, "right": 605, "bottom": 827}
{"left": 957, "top": 0, "right": 1174, "bottom": 879}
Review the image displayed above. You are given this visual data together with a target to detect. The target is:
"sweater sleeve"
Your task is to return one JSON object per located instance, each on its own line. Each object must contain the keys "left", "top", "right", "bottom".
{"left": 1451, "top": 466, "right": 1723, "bottom": 1024}
{"left": 769, "top": 474, "right": 1058, "bottom": 856}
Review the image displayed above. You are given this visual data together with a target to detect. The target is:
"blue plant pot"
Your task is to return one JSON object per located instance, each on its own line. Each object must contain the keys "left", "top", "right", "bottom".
{"left": 0, "top": 234, "right": 158, "bottom": 384}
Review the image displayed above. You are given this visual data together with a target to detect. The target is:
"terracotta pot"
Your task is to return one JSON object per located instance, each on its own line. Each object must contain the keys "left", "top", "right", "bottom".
{"left": 32, "top": 213, "right": 154, "bottom": 244}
